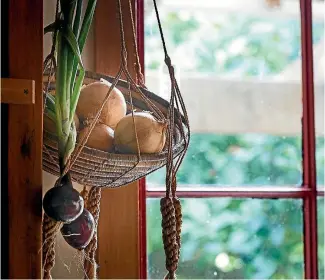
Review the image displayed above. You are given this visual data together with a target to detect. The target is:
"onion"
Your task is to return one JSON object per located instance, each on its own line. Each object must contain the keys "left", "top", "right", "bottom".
{"left": 114, "top": 112, "right": 167, "bottom": 154}
{"left": 43, "top": 174, "right": 84, "bottom": 223}
{"left": 44, "top": 114, "right": 80, "bottom": 134}
{"left": 61, "top": 209, "right": 95, "bottom": 249}
{"left": 78, "top": 123, "right": 114, "bottom": 152}
{"left": 76, "top": 79, "right": 126, "bottom": 129}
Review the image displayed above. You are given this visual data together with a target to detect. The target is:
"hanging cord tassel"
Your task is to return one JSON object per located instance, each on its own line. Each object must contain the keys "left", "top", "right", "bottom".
{"left": 173, "top": 198, "right": 182, "bottom": 260}
{"left": 160, "top": 196, "right": 179, "bottom": 279}
{"left": 84, "top": 186, "right": 102, "bottom": 279}
{"left": 172, "top": 195, "right": 182, "bottom": 260}
{"left": 42, "top": 214, "right": 61, "bottom": 279}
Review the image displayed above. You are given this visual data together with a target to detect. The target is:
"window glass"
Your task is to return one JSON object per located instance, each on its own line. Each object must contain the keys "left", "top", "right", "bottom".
{"left": 143, "top": 0, "right": 325, "bottom": 187}
{"left": 147, "top": 198, "right": 304, "bottom": 279}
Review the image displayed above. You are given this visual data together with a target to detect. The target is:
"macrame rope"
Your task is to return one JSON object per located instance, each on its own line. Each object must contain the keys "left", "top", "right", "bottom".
{"left": 172, "top": 196, "right": 182, "bottom": 260}
{"left": 151, "top": 0, "right": 191, "bottom": 278}
{"left": 42, "top": 214, "right": 61, "bottom": 279}
{"left": 80, "top": 185, "right": 89, "bottom": 202}
{"left": 84, "top": 186, "right": 102, "bottom": 279}
{"left": 160, "top": 197, "right": 179, "bottom": 280}
{"left": 127, "top": 0, "right": 145, "bottom": 87}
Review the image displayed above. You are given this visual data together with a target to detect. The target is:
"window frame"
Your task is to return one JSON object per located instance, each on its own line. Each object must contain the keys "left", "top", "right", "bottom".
{"left": 137, "top": 0, "right": 322, "bottom": 278}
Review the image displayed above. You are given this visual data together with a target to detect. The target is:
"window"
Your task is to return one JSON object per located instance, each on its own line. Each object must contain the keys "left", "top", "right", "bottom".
{"left": 138, "top": 0, "right": 324, "bottom": 279}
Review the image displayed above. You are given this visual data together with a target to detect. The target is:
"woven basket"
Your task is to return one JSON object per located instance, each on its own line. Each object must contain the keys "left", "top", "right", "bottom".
{"left": 43, "top": 71, "right": 189, "bottom": 188}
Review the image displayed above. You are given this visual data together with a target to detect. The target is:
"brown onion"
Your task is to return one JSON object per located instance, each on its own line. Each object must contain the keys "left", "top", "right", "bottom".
{"left": 78, "top": 123, "right": 114, "bottom": 152}
{"left": 114, "top": 112, "right": 167, "bottom": 154}
{"left": 76, "top": 79, "right": 126, "bottom": 129}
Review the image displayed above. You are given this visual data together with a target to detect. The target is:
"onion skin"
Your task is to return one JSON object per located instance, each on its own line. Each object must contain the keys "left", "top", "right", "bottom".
{"left": 114, "top": 112, "right": 167, "bottom": 154}
{"left": 78, "top": 123, "right": 114, "bottom": 152}
{"left": 76, "top": 80, "right": 127, "bottom": 129}
{"left": 61, "top": 209, "right": 95, "bottom": 250}
{"left": 43, "top": 174, "right": 84, "bottom": 223}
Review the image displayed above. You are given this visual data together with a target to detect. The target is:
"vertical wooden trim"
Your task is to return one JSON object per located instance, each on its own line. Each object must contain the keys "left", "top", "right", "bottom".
{"left": 1, "top": 0, "right": 9, "bottom": 278}
{"left": 95, "top": 0, "right": 140, "bottom": 278}
{"left": 139, "top": 178, "right": 147, "bottom": 279}
{"left": 8, "top": 0, "right": 43, "bottom": 278}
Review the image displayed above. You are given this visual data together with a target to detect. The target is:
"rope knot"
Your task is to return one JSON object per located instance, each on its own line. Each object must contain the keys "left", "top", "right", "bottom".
{"left": 172, "top": 197, "right": 182, "bottom": 259}
{"left": 84, "top": 186, "right": 102, "bottom": 279}
{"left": 164, "top": 55, "right": 172, "bottom": 67}
{"left": 160, "top": 197, "right": 179, "bottom": 279}
{"left": 42, "top": 214, "right": 61, "bottom": 279}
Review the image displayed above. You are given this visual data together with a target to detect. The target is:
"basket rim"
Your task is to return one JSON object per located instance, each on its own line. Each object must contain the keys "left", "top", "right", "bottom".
{"left": 43, "top": 70, "right": 189, "bottom": 127}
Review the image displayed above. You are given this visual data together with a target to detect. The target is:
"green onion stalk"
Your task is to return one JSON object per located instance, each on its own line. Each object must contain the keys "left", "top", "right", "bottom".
{"left": 45, "top": 0, "right": 97, "bottom": 173}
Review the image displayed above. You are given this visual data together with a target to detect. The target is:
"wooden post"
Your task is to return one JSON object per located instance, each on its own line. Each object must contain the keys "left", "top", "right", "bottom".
{"left": 94, "top": 0, "right": 140, "bottom": 278}
{"left": 8, "top": 0, "right": 43, "bottom": 278}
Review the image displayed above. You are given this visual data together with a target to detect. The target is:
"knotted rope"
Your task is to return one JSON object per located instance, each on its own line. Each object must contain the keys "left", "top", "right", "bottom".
{"left": 42, "top": 214, "right": 61, "bottom": 279}
{"left": 151, "top": 0, "right": 191, "bottom": 277}
{"left": 172, "top": 196, "right": 182, "bottom": 260}
{"left": 84, "top": 186, "right": 102, "bottom": 279}
{"left": 160, "top": 197, "right": 178, "bottom": 280}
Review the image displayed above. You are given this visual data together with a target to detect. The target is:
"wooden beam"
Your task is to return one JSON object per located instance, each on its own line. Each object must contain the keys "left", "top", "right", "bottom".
{"left": 95, "top": 0, "right": 140, "bottom": 278}
{"left": 8, "top": 0, "right": 43, "bottom": 278}
{"left": 1, "top": 78, "right": 35, "bottom": 104}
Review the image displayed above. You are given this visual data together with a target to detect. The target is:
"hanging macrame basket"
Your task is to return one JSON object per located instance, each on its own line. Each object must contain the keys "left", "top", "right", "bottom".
{"left": 42, "top": 0, "right": 189, "bottom": 279}
{"left": 42, "top": 71, "right": 188, "bottom": 188}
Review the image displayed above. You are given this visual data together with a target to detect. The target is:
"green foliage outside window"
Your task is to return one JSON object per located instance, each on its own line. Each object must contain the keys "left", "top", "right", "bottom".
{"left": 145, "top": 9, "right": 324, "bottom": 279}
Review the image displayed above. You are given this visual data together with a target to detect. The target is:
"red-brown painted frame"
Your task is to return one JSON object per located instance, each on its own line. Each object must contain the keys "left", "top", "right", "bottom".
{"left": 137, "top": 0, "right": 321, "bottom": 278}
{"left": 137, "top": 0, "right": 148, "bottom": 279}
{"left": 300, "top": 0, "right": 319, "bottom": 277}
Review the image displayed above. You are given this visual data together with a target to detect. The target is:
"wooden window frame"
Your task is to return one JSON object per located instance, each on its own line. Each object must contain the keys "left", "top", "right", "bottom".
{"left": 139, "top": 0, "right": 321, "bottom": 279}
{"left": 2, "top": 0, "right": 320, "bottom": 279}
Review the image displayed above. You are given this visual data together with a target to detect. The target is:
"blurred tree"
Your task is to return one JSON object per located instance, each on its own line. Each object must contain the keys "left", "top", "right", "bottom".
{"left": 147, "top": 198, "right": 304, "bottom": 279}
{"left": 145, "top": 11, "right": 324, "bottom": 76}
{"left": 145, "top": 7, "right": 325, "bottom": 280}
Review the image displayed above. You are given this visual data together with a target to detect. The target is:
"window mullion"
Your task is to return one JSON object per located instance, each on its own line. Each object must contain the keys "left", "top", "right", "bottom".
{"left": 300, "top": 0, "right": 318, "bottom": 278}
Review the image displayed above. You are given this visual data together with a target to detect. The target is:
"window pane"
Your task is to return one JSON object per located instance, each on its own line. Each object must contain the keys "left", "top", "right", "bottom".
{"left": 318, "top": 197, "right": 324, "bottom": 278}
{"left": 147, "top": 198, "right": 303, "bottom": 279}
{"left": 143, "top": 0, "right": 316, "bottom": 187}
